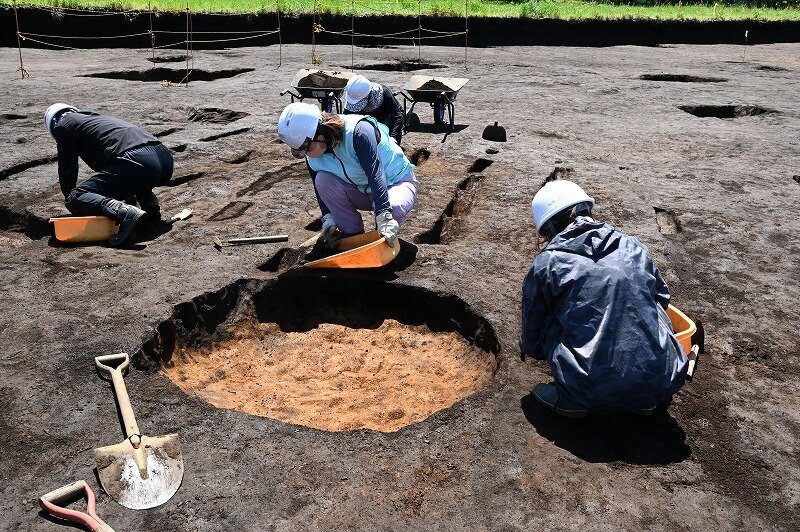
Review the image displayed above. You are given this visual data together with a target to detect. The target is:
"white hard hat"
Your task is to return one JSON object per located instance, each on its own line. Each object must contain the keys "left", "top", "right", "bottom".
{"left": 345, "top": 75, "right": 372, "bottom": 110}
{"left": 44, "top": 103, "right": 77, "bottom": 137}
{"left": 531, "top": 180, "right": 595, "bottom": 234}
{"left": 277, "top": 102, "right": 321, "bottom": 150}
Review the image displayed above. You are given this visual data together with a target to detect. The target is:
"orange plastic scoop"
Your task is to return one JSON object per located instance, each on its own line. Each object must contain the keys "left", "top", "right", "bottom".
{"left": 304, "top": 230, "right": 399, "bottom": 269}
{"left": 50, "top": 216, "right": 117, "bottom": 243}
{"left": 667, "top": 304, "right": 697, "bottom": 356}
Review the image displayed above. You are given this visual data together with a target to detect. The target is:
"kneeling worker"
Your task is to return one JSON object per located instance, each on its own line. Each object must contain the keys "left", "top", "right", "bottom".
{"left": 520, "top": 179, "right": 687, "bottom": 418}
{"left": 44, "top": 103, "right": 174, "bottom": 246}
{"left": 277, "top": 102, "right": 417, "bottom": 248}
{"left": 344, "top": 75, "right": 405, "bottom": 146}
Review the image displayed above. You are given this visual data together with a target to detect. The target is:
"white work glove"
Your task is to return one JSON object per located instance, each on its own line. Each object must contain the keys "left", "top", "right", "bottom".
{"left": 321, "top": 213, "right": 339, "bottom": 246}
{"left": 375, "top": 210, "right": 399, "bottom": 247}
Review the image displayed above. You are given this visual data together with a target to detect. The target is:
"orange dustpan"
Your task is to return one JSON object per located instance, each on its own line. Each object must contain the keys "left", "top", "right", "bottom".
{"left": 304, "top": 230, "right": 398, "bottom": 269}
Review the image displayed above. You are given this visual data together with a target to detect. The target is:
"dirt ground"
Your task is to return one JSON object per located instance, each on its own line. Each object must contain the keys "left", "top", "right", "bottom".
{"left": 1, "top": 42, "right": 799, "bottom": 531}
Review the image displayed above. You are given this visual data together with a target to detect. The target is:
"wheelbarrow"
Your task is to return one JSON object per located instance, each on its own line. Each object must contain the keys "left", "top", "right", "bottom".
{"left": 396, "top": 75, "right": 469, "bottom": 131}
{"left": 280, "top": 69, "right": 355, "bottom": 113}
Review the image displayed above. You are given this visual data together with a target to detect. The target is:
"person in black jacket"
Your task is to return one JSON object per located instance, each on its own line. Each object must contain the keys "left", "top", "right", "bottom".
{"left": 343, "top": 75, "right": 405, "bottom": 145}
{"left": 44, "top": 103, "right": 174, "bottom": 246}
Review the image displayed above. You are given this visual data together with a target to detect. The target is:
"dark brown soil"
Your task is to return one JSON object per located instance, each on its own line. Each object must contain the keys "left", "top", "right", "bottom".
{"left": 297, "top": 72, "right": 349, "bottom": 89}
{"left": 417, "top": 79, "right": 452, "bottom": 91}
{"left": 1, "top": 43, "right": 798, "bottom": 531}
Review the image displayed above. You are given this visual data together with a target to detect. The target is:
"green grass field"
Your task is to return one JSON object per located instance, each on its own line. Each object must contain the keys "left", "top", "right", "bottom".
{"left": 5, "top": 0, "right": 800, "bottom": 21}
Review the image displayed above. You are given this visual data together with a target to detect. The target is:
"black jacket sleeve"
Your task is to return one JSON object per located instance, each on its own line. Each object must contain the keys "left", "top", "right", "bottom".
{"left": 384, "top": 85, "right": 405, "bottom": 144}
{"left": 54, "top": 129, "right": 79, "bottom": 197}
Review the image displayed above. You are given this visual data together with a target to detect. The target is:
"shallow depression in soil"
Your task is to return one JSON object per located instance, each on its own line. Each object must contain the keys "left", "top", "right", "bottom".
{"left": 163, "top": 318, "right": 495, "bottom": 432}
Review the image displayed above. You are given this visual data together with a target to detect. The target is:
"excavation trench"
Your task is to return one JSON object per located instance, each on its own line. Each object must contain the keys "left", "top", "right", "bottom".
{"left": 82, "top": 67, "right": 254, "bottom": 83}
{"left": 352, "top": 61, "right": 444, "bottom": 72}
{"left": 679, "top": 105, "right": 777, "bottom": 118}
{"left": 141, "top": 276, "right": 499, "bottom": 432}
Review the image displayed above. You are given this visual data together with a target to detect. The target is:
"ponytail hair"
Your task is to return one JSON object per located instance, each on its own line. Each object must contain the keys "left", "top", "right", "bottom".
{"left": 317, "top": 112, "right": 345, "bottom": 149}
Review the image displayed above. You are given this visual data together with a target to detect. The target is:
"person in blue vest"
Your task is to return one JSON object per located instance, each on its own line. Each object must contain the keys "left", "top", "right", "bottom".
{"left": 44, "top": 103, "right": 173, "bottom": 246}
{"left": 277, "top": 102, "right": 417, "bottom": 248}
{"left": 520, "top": 179, "right": 688, "bottom": 418}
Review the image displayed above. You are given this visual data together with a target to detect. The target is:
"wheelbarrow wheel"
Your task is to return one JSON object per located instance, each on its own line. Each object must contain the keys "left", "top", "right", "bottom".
{"left": 433, "top": 102, "right": 446, "bottom": 125}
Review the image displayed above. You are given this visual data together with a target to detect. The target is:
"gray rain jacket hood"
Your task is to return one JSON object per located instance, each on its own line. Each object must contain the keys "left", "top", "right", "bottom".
{"left": 520, "top": 217, "right": 687, "bottom": 411}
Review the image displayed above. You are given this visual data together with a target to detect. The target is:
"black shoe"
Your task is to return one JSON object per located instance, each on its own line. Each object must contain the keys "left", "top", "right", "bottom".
{"left": 533, "top": 383, "right": 589, "bottom": 419}
{"left": 109, "top": 204, "right": 147, "bottom": 246}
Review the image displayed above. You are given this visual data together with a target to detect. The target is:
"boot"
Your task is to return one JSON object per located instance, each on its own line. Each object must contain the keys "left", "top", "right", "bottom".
{"left": 533, "top": 383, "right": 589, "bottom": 419}
{"left": 102, "top": 199, "right": 147, "bottom": 246}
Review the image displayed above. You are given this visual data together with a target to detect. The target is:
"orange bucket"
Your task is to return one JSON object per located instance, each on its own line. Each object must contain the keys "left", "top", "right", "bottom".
{"left": 50, "top": 216, "right": 117, "bottom": 243}
{"left": 304, "top": 230, "right": 399, "bottom": 269}
{"left": 667, "top": 304, "right": 697, "bottom": 356}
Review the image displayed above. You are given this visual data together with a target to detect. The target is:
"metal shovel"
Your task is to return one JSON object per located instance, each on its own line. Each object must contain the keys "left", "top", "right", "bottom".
{"left": 481, "top": 121, "right": 507, "bottom": 142}
{"left": 94, "top": 353, "right": 183, "bottom": 509}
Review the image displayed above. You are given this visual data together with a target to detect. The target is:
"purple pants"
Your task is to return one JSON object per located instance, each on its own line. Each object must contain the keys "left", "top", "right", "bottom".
{"left": 314, "top": 171, "right": 418, "bottom": 234}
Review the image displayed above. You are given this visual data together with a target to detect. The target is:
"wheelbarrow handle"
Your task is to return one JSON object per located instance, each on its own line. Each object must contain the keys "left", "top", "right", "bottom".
{"left": 280, "top": 88, "right": 301, "bottom": 100}
{"left": 94, "top": 353, "right": 142, "bottom": 447}
{"left": 40, "top": 480, "right": 116, "bottom": 532}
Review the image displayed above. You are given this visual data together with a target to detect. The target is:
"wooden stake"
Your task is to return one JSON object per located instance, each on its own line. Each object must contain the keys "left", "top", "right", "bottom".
{"left": 13, "top": 0, "right": 29, "bottom": 79}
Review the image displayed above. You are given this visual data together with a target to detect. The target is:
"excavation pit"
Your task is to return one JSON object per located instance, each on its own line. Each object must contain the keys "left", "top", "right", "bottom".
{"left": 352, "top": 62, "right": 444, "bottom": 72}
{"left": 640, "top": 74, "right": 727, "bottom": 83}
{"left": 679, "top": 105, "right": 777, "bottom": 118}
{"left": 82, "top": 68, "right": 254, "bottom": 83}
{"left": 153, "top": 277, "right": 500, "bottom": 432}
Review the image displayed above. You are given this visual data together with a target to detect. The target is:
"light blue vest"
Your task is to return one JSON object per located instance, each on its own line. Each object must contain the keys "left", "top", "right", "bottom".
{"left": 307, "top": 115, "right": 413, "bottom": 194}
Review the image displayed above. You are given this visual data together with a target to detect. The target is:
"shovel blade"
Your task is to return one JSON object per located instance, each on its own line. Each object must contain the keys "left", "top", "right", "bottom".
{"left": 94, "top": 434, "right": 183, "bottom": 509}
{"left": 481, "top": 122, "right": 507, "bottom": 142}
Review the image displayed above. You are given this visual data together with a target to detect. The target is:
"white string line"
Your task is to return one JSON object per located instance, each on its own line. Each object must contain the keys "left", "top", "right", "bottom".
{"left": 19, "top": 31, "right": 151, "bottom": 39}
{"left": 153, "top": 29, "right": 279, "bottom": 34}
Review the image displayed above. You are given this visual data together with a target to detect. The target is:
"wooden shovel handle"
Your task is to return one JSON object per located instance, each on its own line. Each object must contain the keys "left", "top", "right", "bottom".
{"left": 94, "top": 353, "right": 141, "bottom": 447}
{"left": 40, "top": 480, "right": 116, "bottom": 532}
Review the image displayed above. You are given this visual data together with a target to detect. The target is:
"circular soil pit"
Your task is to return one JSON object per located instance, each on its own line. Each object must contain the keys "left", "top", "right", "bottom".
{"left": 149, "top": 276, "right": 499, "bottom": 432}
{"left": 164, "top": 319, "right": 494, "bottom": 432}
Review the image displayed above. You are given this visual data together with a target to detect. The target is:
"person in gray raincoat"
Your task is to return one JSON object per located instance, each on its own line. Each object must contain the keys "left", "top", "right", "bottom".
{"left": 520, "top": 179, "right": 687, "bottom": 418}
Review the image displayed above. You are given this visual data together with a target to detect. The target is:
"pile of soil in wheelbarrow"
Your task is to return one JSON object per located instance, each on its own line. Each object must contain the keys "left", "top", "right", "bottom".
{"left": 297, "top": 72, "right": 349, "bottom": 89}
{"left": 417, "top": 79, "right": 452, "bottom": 92}
{"left": 162, "top": 319, "right": 496, "bottom": 432}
